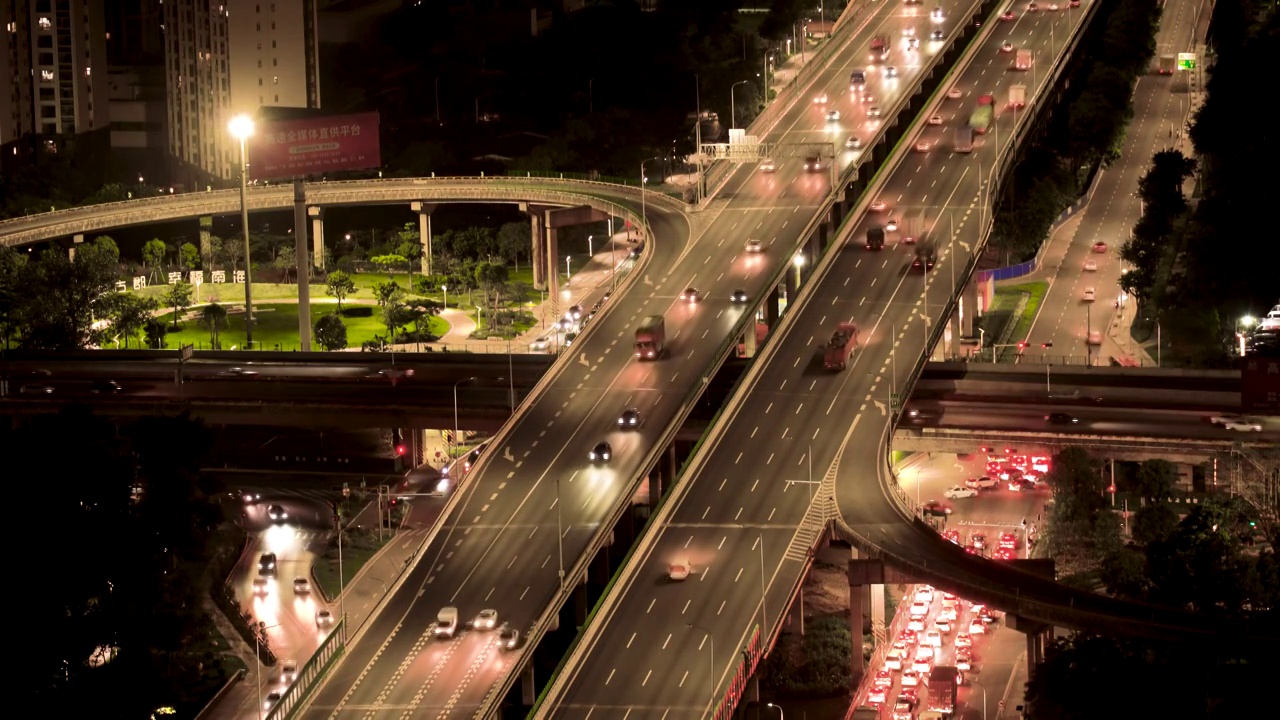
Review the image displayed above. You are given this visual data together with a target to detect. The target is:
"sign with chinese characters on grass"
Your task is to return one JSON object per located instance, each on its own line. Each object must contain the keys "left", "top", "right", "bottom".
{"left": 248, "top": 112, "right": 381, "bottom": 181}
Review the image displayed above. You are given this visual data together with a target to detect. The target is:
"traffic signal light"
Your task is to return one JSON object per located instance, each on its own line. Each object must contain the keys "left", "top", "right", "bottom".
{"left": 1017, "top": 341, "right": 1027, "bottom": 350}
{"left": 1041, "top": 342, "right": 1053, "bottom": 348}
{"left": 395, "top": 444, "right": 406, "bottom": 456}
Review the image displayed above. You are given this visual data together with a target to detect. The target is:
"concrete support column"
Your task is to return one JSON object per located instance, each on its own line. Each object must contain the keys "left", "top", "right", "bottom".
{"left": 573, "top": 581, "right": 589, "bottom": 626}
{"left": 742, "top": 320, "right": 758, "bottom": 357}
{"left": 798, "top": 586, "right": 806, "bottom": 636}
{"left": 546, "top": 212, "right": 560, "bottom": 303}
{"left": 520, "top": 203, "right": 549, "bottom": 291}
{"left": 411, "top": 202, "right": 436, "bottom": 275}
{"left": 961, "top": 277, "right": 980, "bottom": 337}
{"left": 807, "top": 234, "right": 823, "bottom": 266}
{"left": 870, "top": 582, "right": 886, "bottom": 645}
{"left": 308, "top": 206, "right": 325, "bottom": 270}
{"left": 648, "top": 471, "right": 663, "bottom": 508}
{"left": 784, "top": 267, "right": 798, "bottom": 313}
{"left": 521, "top": 665, "right": 537, "bottom": 706}
{"left": 199, "top": 216, "right": 213, "bottom": 268}
{"left": 1026, "top": 632, "right": 1039, "bottom": 681}
{"left": 746, "top": 676, "right": 760, "bottom": 719}
{"left": 666, "top": 444, "right": 678, "bottom": 486}
{"left": 848, "top": 575, "right": 866, "bottom": 686}
{"left": 766, "top": 285, "right": 781, "bottom": 328}
{"left": 293, "top": 180, "right": 313, "bottom": 352}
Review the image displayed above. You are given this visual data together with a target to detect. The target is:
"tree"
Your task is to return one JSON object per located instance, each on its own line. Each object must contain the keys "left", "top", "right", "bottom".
{"left": 0, "top": 246, "right": 25, "bottom": 348}
{"left": 326, "top": 270, "right": 357, "bottom": 312}
{"left": 178, "top": 242, "right": 201, "bottom": 272}
{"left": 144, "top": 317, "right": 168, "bottom": 349}
{"left": 1133, "top": 459, "right": 1179, "bottom": 500}
{"left": 141, "top": 238, "right": 167, "bottom": 282}
{"left": 1131, "top": 504, "right": 1179, "bottom": 546}
{"left": 372, "top": 281, "right": 407, "bottom": 338}
{"left": 86, "top": 235, "right": 120, "bottom": 264}
{"left": 314, "top": 313, "right": 348, "bottom": 351}
{"left": 15, "top": 246, "right": 120, "bottom": 350}
{"left": 202, "top": 303, "right": 228, "bottom": 349}
{"left": 164, "top": 282, "right": 194, "bottom": 329}
{"left": 1044, "top": 447, "right": 1104, "bottom": 521}
{"left": 497, "top": 222, "right": 531, "bottom": 270}
{"left": 371, "top": 254, "right": 408, "bottom": 278}
{"left": 106, "top": 292, "right": 158, "bottom": 349}
{"left": 475, "top": 262, "right": 510, "bottom": 316}
{"left": 1099, "top": 545, "right": 1149, "bottom": 600}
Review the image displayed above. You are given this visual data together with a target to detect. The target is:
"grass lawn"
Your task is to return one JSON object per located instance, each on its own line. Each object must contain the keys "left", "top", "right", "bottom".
{"left": 312, "top": 533, "right": 390, "bottom": 600}
{"left": 153, "top": 302, "right": 448, "bottom": 351}
{"left": 1004, "top": 281, "right": 1049, "bottom": 341}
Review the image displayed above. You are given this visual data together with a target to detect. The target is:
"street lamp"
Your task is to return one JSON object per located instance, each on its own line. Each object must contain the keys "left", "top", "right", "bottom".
{"left": 254, "top": 621, "right": 280, "bottom": 719}
{"left": 792, "top": 252, "right": 805, "bottom": 288}
{"left": 767, "top": 702, "right": 785, "bottom": 720}
{"left": 640, "top": 156, "right": 663, "bottom": 238}
{"left": 228, "top": 113, "right": 256, "bottom": 348}
{"left": 556, "top": 475, "right": 566, "bottom": 588}
{"left": 441, "top": 284, "right": 448, "bottom": 310}
{"left": 587, "top": 234, "right": 594, "bottom": 258}
{"left": 970, "top": 679, "right": 989, "bottom": 720}
{"left": 452, "top": 377, "right": 477, "bottom": 458}
{"left": 686, "top": 623, "right": 716, "bottom": 715}
{"left": 730, "top": 79, "right": 750, "bottom": 129}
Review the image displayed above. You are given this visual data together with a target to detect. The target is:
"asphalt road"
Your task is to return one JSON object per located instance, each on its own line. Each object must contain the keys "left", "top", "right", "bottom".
{"left": 536, "top": 5, "right": 1263, "bottom": 719}
{"left": 907, "top": 399, "right": 1280, "bottom": 439}
{"left": 1025, "top": 0, "right": 1209, "bottom": 359}
{"left": 297, "top": 2, "right": 986, "bottom": 717}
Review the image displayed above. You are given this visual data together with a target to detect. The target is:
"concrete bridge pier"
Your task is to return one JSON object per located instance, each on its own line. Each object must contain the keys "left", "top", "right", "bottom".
{"left": 293, "top": 181, "right": 313, "bottom": 352}
{"left": 765, "top": 285, "right": 782, "bottom": 330}
{"left": 1006, "top": 614, "right": 1050, "bottom": 681}
{"left": 410, "top": 202, "right": 436, "bottom": 275}
{"left": 521, "top": 203, "right": 549, "bottom": 291}
{"left": 521, "top": 664, "right": 537, "bottom": 706}
{"left": 573, "top": 570, "right": 590, "bottom": 626}
{"left": 308, "top": 206, "right": 325, "bottom": 270}
{"left": 847, "top": 557, "right": 913, "bottom": 688}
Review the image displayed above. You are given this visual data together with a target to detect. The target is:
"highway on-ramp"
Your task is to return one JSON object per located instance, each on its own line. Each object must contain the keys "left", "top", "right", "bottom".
{"left": 298, "top": 2, "right": 987, "bottom": 717}
{"left": 533, "top": 5, "right": 1264, "bottom": 720}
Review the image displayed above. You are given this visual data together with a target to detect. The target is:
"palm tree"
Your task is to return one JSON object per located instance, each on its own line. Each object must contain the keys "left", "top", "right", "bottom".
{"left": 202, "top": 303, "right": 228, "bottom": 349}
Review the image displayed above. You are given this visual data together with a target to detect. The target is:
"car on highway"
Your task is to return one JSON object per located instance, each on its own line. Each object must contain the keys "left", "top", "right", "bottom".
{"left": 947, "top": 87, "right": 962, "bottom": 99}
{"left": 618, "top": 408, "right": 643, "bottom": 429}
{"left": 873, "top": 669, "right": 893, "bottom": 688}
{"left": 1001, "top": 41, "right": 1014, "bottom": 53}
{"left": 901, "top": 669, "right": 921, "bottom": 687}
{"left": 218, "top": 366, "right": 259, "bottom": 377}
{"left": 315, "top": 609, "right": 334, "bottom": 628}
{"left": 498, "top": 622, "right": 520, "bottom": 650}
{"left": 907, "top": 615, "right": 926, "bottom": 632}
{"left": 679, "top": 287, "right": 701, "bottom": 303}
{"left": 1027, "top": 2, "right": 1039, "bottom": 11}
{"left": 258, "top": 553, "right": 277, "bottom": 577}
{"left": 813, "top": 92, "right": 829, "bottom": 104}
{"left": 909, "top": 600, "right": 929, "bottom": 617}
{"left": 966, "top": 476, "right": 998, "bottom": 490}
{"left": 971, "top": 533, "right": 986, "bottom": 550}
{"left": 267, "top": 504, "right": 288, "bottom": 522}
{"left": 252, "top": 578, "right": 270, "bottom": 596}
{"left": 826, "top": 110, "right": 841, "bottom": 122}
{"left": 955, "top": 647, "right": 974, "bottom": 670}
{"left": 994, "top": 547, "right": 1017, "bottom": 561}
{"left": 1092, "top": 241, "right": 1108, "bottom": 253}
{"left": 1084, "top": 259, "right": 1098, "bottom": 271}
{"left": 264, "top": 691, "right": 282, "bottom": 711}
{"left": 943, "top": 486, "right": 978, "bottom": 499}
{"left": 804, "top": 155, "right": 823, "bottom": 171}
{"left": 19, "top": 383, "right": 54, "bottom": 394}
{"left": 90, "top": 380, "right": 121, "bottom": 394}
{"left": 759, "top": 158, "right": 776, "bottom": 173}
{"left": 931, "top": 7, "right": 944, "bottom": 20}
{"left": 867, "top": 686, "right": 888, "bottom": 705}
{"left": 942, "top": 529, "right": 961, "bottom": 545}
{"left": 1209, "top": 412, "right": 1247, "bottom": 426}
{"left": 870, "top": 201, "right": 888, "bottom": 212}
{"left": 846, "top": 136, "right": 863, "bottom": 149}
{"left": 293, "top": 577, "right": 310, "bottom": 594}
{"left": 1001, "top": 9, "right": 1017, "bottom": 20}
{"left": 914, "top": 140, "right": 932, "bottom": 153}
{"left": 1000, "top": 532, "right": 1018, "bottom": 549}
{"left": 907, "top": 37, "right": 920, "bottom": 50}
{"left": 1222, "top": 417, "right": 1264, "bottom": 432}
{"left": 1048, "top": 2, "right": 1060, "bottom": 8}
{"left": 566, "top": 305, "right": 583, "bottom": 321}
{"left": 1069, "top": 0, "right": 1080, "bottom": 5}
{"left": 588, "top": 441, "right": 613, "bottom": 463}
{"left": 902, "top": 26, "right": 915, "bottom": 37}
{"left": 280, "top": 659, "right": 298, "bottom": 684}
{"left": 474, "top": 609, "right": 499, "bottom": 630}
{"left": 922, "top": 499, "right": 950, "bottom": 517}
{"left": 1046, "top": 412, "right": 1079, "bottom": 425}
{"left": 927, "top": 114, "right": 943, "bottom": 125}
{"left": 1083, "top": 287, "right": 1096, "bottom": 302}
{"left": 885, "top": 642, "right": 908, "bottom": 670}
{"left": 868, "top": 105, "right": 882, "bottom": 117}
{"left": 886, "top": 217, "right": 899, "bottom": 231}
{"left": 1087, "top": 330, "right": 1103, "bottom": 345}
{"left": 629, "top": 245, "right": 642, "bottom": 259}
{"left": 530, "top": 336, "right": 551, "bottom": 352}
{"left": 730, "top": 289, "right": 749, "bottom": 303}
{"left": 914, "top": 586, "right": 934, "bottom": 603}
{"left": 745, "top": 238, "right": 764, "bottom": 253}
{"left": 885, "top": 66, "right": 899, "bottom": 78}
{"left": 931, "top": 29, "right": 944, "bottom": 40}
{"left": 668, "top": 559, "right": 691, "bottom": 581}
{"left": 859, "top": 92, "right": 875, "bottom": 103}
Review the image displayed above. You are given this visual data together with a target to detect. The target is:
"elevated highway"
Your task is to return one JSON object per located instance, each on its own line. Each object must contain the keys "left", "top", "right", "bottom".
{"left": 537, "top": 3, "right": 1274, "bottom": 720}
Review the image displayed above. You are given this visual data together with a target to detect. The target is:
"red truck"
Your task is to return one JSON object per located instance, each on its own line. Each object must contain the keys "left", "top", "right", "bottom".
{"left": 634, "top": 315, "right": 666, "bottom": 360}
{"left": 822, "top": 322, "right": 859, "bottom": 371}
{"left": 869, "top": 36, "right": 889, "bottom": 62}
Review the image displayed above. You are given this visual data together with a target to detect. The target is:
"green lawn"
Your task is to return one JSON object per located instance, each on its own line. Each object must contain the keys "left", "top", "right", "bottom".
{"left": 1004, "top": 281, "right": 1050, "bottom": 343}
{"left": 154, "top": 302, "right": 449, "bottom": 351}
{"left": 312, "top": 532, "right": 390, "bottom": 600}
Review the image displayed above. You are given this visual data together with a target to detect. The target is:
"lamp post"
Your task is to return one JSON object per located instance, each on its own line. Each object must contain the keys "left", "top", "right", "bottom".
{"left": 556, "top": 475, "right": 566, "bottom": 588}
{"left": 254, "top": 621, "right": 280, "bottom": 719}
{"left": 694, "top": 74, "right": 703, "bottom": 204}
{"left": 441, "top": 284, "right": 448, "bottom": 310}
{"left": 792, "top": 252, "right": 805, "bottom": 288}
{"left": 228, "top": 114, "right": 256, "bottom": 348}
{"left": 452, "top": 377, "right": 477, "bottom": 458}
{"left": 970, "top": 679, "right": 989, "bottom": 720}
{"left": 767, "top": 702, "right": 785, "bottom": 720}
{"left": 730, "top": 79, "right": 749, "bottom": 129}
{"left": 686, "top": 623, "right": 716, "bottom": 715}
{"left": 641, "top": 156, "right": 662, "bottom": 236}
{"left": 587, "top": 234, "right": 594, "bottom": 258}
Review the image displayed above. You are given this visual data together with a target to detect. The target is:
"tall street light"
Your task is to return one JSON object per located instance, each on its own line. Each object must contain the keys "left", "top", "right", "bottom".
{"left": 441, "top": 284, "right": 448, "bottom": 310}
{"left": 730, "top": 79, "right": 750, "bottom": 129}
{"left": 229, "top": 114, "right": 257, "bottom": 348}
{"left": 686, "top": 622, "right": 715, "bottom": 715}
{"left": 254, "top": 621, "right": 280, "bottom": 719}
{"left": 640, "top": 156, "right": 663, "bottom": 237}
{"left": 767, "top": 702, "right": 785, "bottom": 720}
{"left": 453, "top": 377, "right": 477, "bottom": 458}
{"left": 970, "top": 679, "right": 989, "bottom": 720}
{"left": 693, "top": 74, "right": 703, "bottom": 204}
{"left": 556, "top": 475, "right": 566, "bottom": 588}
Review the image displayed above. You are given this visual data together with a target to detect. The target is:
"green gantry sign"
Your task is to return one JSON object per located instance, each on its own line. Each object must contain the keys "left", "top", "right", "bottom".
{"left": 1177, "top": 52, "right": 1196, "bottom": 70}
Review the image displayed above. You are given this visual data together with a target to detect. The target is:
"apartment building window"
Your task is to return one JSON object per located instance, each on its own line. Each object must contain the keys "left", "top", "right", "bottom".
{"left": 37, "top": 35, "right": 52, "bottom": 48}
{"left": 258, "top": 78, "right": 263, "bottom": 86}
{"left": 272, "top": 59, "right": 277, "bottom": 67}
{"left": 272, "top": 76, "right": 278, "bottom": 85}
{"left": 38, "top": 52, "right": 53, "bottom": 65}
{"left": 257, "top": 60, "right": 262, "bottom": 68}
{"left": 39, "top": 17, "right": 52, "bottom": 30}
{"left": 274, "top": 94, "right": 279, "bottom": 102}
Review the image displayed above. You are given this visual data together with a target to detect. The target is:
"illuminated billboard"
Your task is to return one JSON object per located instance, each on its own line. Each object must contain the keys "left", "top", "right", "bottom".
{"left": 248, "top": 111, "right": 381, "bottom": 181}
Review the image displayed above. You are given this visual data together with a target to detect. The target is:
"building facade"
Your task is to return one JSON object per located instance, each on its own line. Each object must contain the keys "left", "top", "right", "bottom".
{"left": 1, "top": 0, "right": 109, "bottom": 148}
{"left": 163, "top": 0, "right": 319, "bottom": 182}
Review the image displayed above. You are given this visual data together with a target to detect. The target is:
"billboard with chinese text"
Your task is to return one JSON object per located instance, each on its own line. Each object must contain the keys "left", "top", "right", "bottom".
{"left": 1242, "top": 357, "right": 1280, "bottom": 412}
{"left": 248, "top": 112, "right": 380, "bottom": 181}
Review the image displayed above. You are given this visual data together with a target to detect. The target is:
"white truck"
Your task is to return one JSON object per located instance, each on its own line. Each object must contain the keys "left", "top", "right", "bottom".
{"left": 434, "top": 606, "right": 459, "bottom": 638}
{"left": 1015, "top": 48, "right": 1033, "bottom": 70}
{"left": 1009, "top": 83, "right": 1026, "bottom": 108}
{"left": 1157, "top": 54, "right": 1175, "bottom": 75}
{"left": 902, "top": 209, "right": 928, "bottom": 245}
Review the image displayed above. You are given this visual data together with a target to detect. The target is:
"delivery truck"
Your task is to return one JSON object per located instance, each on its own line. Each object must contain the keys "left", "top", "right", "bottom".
{"left": 634, "top": 315, "right": 666, "bottom": 360}
{"left": 1157, "top": 54, "right": 1175, "bottom": 75}
{"left": 1009, "top": 83, "right": 1026, "bottom": 108}
{"left": 926, "top": 666, "right": 960, "bottom": 714}
{"left": 866, "top": 226, "right": 885, "bottom": 250}
{"left": 822, "top": 322, "right": 859, "bottom": 371}
{"left": 1015, "top": 48, "right": 1033, "bottom": 70}
{"left": 902, "top": 209, "right": 928, "bottom": 244}
{"left": 969, "top": 95, "right": 994, "bottom": 135}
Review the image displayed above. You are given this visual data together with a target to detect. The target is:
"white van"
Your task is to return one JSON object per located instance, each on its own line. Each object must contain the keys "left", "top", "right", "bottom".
{"left": 435, "top": 607, "right": 459, "bottom": 638}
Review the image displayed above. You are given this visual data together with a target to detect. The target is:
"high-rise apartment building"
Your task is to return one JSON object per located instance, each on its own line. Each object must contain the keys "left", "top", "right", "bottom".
{"left": 1, "top": 0, "right": 109, "bottom": 148}
{"left": 163, "top": 0, "right": 320, "bottom": 181}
